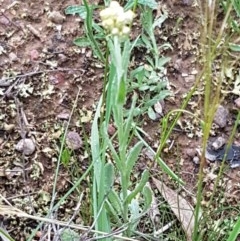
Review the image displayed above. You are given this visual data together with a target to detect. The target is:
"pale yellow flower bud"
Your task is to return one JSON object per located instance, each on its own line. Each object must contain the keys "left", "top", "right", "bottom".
{"left": 124, "top": 10, "right": 135, "bottom": 24}
{"left": 111, "top": 27, "right": 119, "bottom": 35}
{"left": 100, "top": 1, "right": 135, "bottom": 38}
{"left": 100, "top": 8, "right": 111, "bottom": 20}
{"left": 122, "top": 26, "right": 130, "bottom": 35}
{"left": 102, "top": 19, "right": 114, "bottom": 29}
{"left": 109, "top": 1, "right": 120, "bottom": 9}
{"left": 116, "top": 15, "right": 125, "bottom": 27}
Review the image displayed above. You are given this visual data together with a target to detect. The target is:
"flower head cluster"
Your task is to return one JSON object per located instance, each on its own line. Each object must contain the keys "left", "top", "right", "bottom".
{"left": 100, "top": 1, "right": 135, "bottom": 38}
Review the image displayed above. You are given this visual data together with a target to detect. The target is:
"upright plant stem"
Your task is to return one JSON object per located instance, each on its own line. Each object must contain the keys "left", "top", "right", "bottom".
{"left": 193, "top": 2, "right": 212, "bottom": 239}
{"left": 100, "top": 47, "right": 110, "bottom": 127}
{"left": 82, "top": 0, "right": 105, "bottom": 62}
{"left": 193, "top": 1, "right": 233, "bottom": 238}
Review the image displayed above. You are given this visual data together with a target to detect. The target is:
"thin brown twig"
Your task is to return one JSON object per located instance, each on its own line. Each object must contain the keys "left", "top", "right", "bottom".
{"left": 4, "top": 192, "right": 39, "bottom": 201}
{"left": 0, "top": 11, "right": 23, "bottom": 31}
{"left": 0, "top": 68, "right": 83, "bottom": 86}
{"left": 0, "top": 205, "right": 138, "bottom": 241}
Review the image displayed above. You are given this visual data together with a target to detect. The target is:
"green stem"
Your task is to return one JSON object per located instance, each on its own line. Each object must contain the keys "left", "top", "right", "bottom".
{"left": 82, "top": 0, "right": 105, "bottom": 62}
{"left": 155, "top": 70, "right": 203, "bottom": 156}
{"left": 0, "top": 229, "right": 15, "bottom": 241}
{"left": 100, "top": 46, "right": 110, "bottom": 127}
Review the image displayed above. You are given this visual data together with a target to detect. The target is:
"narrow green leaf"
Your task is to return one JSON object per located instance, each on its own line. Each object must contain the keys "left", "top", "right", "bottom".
{"left": 125, "top": 0, "right": 157, "bottom": 9}
{"left": 102, "top": 123, "right": 122, "bottom": 170}
{"left": 125, "top": 170, "right": 149, "bottom": 205}
{"left": 129, "top": 198, "right": 140, "bottom": 221}
{"left": 135, "top": 129, "right": 184, "bottom": 184}
{"left": 123, "top": 93, "right": 137, "bottom": 140}
{"left": 153, "top": 13, "right": 168, "bottom": 29}
{"left": 139, "top": 85, "right": 150, "bottom": 91}
{"left": 107, "top": 190, "right": 123, "bottom": 215}
{"left": 145, "top": 90, "right": 171, "bottom": 108}
{"left": 104, "top": 163, "right": 115, "bottom": 193}
{"left": 105, "top": 63, "right": 116, "bottom": 124}
{"left": 233, "top": 0, "right": 240, "bottom": 17}
{"left": 117, "top": 78, "right": 126, "bottom": 104}
{"left": 146, "top": 56, "right": 154, "bottom": 67}
{"left": 126, "top": 141, "right": 143, "bottom": 179}
{"left": 0, "top": 227, "right": 15, "bottom": 241}
{"left": 73, "top": 37, "right": 91, "bottom": 47}
{"left": 65, "top": 5, "right": 87, "bottom": 19}
{"left": 130, "top": 66, "right": 145, "bottom": 79}
{"left": 148, "top": 106, "right": 156, "bottom": 120}
{"left": 128, "top": 199, "right": 141, "bottom": 233}
{"left": 141, "top": 34, "right": 153, "bottom": 50}
{"left": 226, "top": 216, "right": 240, "bottom": 241}
{"left": 91, "top": 97, "right": 102, "bottom": 190}
{"left": 229, "top": 43, "right": 240, "bottom": 52}
{"left": 61, "top": 148, "right": 71, "bottom": 167}
{"left": 105, "top": 199, "right": 122, "bottom": 225}
{"left": 142, "top": 185, "right": 152, "bottom": 212}
{"left": 157, "top": 57, "right": 171, "bottom": 68}
{"left": 122, "top": 40, "right": 132, "bottom": 72}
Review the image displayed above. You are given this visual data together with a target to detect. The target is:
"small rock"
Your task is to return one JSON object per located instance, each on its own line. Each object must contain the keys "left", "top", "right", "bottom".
{"left": 213, "top": 105, "right": 228, "bottom": 128}
{"left": 3, "top": 123, "right": 15, "bottom": 132}
{"left": 49, "top": 72, "right": 65, "bottom": 85}
{"left": 154, "top": 101, "right": 163, "bottom": 116}
{"left": 66, "top": 131, "right": 82, "bottom": 150}
{"left": 234, "top": 97, "right": 240, "bottom": 109}
{"left": 15, "top": 138, "right": 36, "bottom": 155}
{"left": 58, "top": 53, "right": 67, "bottom": 64}
{"left": 185, "top": 148, "right": 196, "bottom": 158}
{"left": 0, "top": 16, "right": 10, "bottom": 26}
{"left": 108, "top": 124, "right": 116, "bottom": 136}
{"left": 193, "top": 156, "right": 200, "bottom": 165}
{"left": 57, "top": 111, "right": 70, "bottom": 120}
{"left": 184, "top": 75, "right": 195, "bottom": 83}
{"left": 48, "top": 11, "right": 65, "bottom": 24}
{"left": 9, "top": 52, "right": 18, "bottom": 62}
{"left": 191, "top": 69, "right": 198, "bottom": 75}
{"left": 211, "top": 136, "right": 226, "bottom": 150}
{"left": 30, "top": 49, "right": 40, "bottom": 61}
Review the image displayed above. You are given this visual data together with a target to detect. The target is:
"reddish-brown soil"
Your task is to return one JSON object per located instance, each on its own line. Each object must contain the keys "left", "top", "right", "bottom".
{"left": 0, "top": 0, "right": 239, "bottom": 240}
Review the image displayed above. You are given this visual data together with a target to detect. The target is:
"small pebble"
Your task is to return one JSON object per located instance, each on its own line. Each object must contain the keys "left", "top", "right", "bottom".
{"left": 57, "top": 111, "right": 70, "bottom": 120}
{"left": 213, "top": 105, "right": 228, "bottom": 128}
{"left": 193, "top": 156, "right": 200, "bottom": 165}
{"left": 3, "top": 123, "right": 15, "bottom": 132}
{"left": 9, "top": 52, "right": 18, "bottom": 62}
{"left": 185, "top": 148, "right": 196, "bottom": 158}
{"left": 0, "top": 16, "right": 10, "bottom": 26}
{"left": 15, "top": 138, "right": 36, "bottom": 155}
{"left": 184, "top": 75, "right": 195, "bottom": 83}
{"left": 107, "top": 124, "right": 116, "bottom": 136}
{"left": 30, "top": 49, "right": 40, "bottom": 61}
{"left": 48, "top": 11, "right": 65, "bottom": 24}
{"left": 66, "top": 131, "right": 82, "bottom": 150}
{"left": 211, "top": 136, "right": 226, "bottom": 150}
{"left": 154, "top": 101, "right": 163, "bottom": 115}
{"left": 191, "top": 69, "right": 198, "bottom": 75}
{"left": 234, "top": 97, "right": 240, "bottom": 109}
{"left": 58, "top": 53, "right": 67, "bottom": 64}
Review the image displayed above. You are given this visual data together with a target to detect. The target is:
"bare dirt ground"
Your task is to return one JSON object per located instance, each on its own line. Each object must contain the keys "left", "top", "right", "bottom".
{"left": 0, "top": 0, "right": 239, "bottom": 240}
